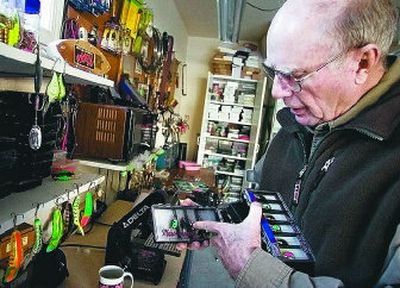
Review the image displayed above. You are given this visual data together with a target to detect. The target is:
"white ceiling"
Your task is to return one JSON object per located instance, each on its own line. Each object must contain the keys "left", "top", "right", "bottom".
{"left": 172, "top": 0, "right": 400, "bottom": 44}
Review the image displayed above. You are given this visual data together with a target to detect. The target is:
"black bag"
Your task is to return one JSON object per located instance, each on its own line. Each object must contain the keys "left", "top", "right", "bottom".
{"left": 31, "top": 247, "right": 69, "bottom": 288}
{"left": 105, "top": 189, "right": 167, "bottom": 284}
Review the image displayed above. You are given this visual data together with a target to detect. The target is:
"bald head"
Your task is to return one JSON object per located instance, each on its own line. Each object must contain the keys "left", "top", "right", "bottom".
{"left": 268, "top": 0, "right": 398, "bottom": 60}
{"left": 267, "top": 1, "right": 344, "bottom": 71}
{"left": 265, "top": 0, "right": 398, "bottom": 126}
{"left": 271, "top": 0, "right": 344, "bottom": 45}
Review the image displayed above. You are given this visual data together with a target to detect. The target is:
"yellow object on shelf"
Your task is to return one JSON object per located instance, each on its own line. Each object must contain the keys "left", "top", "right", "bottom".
{"left": 125, "top": 0, "right": 143, "bottom": 38}
{"left": 7, "top": 13, "right": 20, "bottom": 47}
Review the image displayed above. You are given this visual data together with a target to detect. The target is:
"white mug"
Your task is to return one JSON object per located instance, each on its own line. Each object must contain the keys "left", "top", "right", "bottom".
{"left": 99, "top": 265, "right": 134, "bottom": 288}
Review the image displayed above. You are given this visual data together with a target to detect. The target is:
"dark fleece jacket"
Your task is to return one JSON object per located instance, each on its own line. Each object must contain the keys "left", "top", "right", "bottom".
{"left": 256, "top": 58, "right": 400, "bottom": 287}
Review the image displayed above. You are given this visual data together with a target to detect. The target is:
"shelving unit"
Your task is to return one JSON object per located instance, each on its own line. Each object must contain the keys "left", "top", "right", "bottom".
{"left": 0, "top": 173, "right": 105, "bottom": 235}
{"left": 197, "top": 72, "right": 267, "bottom": 190}
{"left": 0, "top": 42, "right": 114, "bottom": 88}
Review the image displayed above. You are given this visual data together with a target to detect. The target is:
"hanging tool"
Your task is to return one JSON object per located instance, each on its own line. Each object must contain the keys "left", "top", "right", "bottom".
{"left": 158, "top": 34, "right": 174, "bottom": 108}
{"left": 28, "top": 46, "right": 43, "bottom": 150}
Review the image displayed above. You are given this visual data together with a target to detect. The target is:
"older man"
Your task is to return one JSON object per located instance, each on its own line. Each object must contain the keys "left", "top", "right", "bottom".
{"left": 180, "top": 0, "right": 400, "bottom": 287}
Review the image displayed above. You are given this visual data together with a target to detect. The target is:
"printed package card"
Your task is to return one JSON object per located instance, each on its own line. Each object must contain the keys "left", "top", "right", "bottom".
{"left": 152, "top": 205, "right": 219, "bottom": 243}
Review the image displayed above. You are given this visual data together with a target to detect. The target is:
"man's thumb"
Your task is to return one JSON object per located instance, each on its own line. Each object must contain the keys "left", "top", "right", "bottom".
{"left": 244, "top": 202, "right": 262, "bottom": 225}
{"left": 193, "top": 220, "right": 222, "bottom": 233}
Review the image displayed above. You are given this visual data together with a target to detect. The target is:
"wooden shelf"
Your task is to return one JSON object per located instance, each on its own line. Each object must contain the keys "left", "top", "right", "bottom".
{"left": 0, "top": 173, "right": 105, "bottom": 234}
{"left": 215, "top": 170, "right": 245, "bottom": 177}
{"left": 204, "top": 151, "right": 248, "bottom": 161}
{"left": 77, "top": 158, "right": 135, "bottom": 172}
{"left": 205, "top": 135, "right": 250, "bottom": 144}
{"left": 207, "top": 118, "right": 252, "bottom": 126}
{"left": 209, "top": 100, "right": 254, "bottom": 108}
{"left": 0, "top": 43, "right": 114, "bottom": 88}
{"left": 212, "top": 74, "right": 258, "bottom": 83}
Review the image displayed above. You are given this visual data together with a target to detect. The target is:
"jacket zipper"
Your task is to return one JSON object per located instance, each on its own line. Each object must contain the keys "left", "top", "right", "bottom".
{"left": 291, "top": 132, "right": 308, "bottom": 210}
{"left": 355, "top": 128, "right": 384, "bottom": 141}
{"left": 292, "top": 164, "right": 307, "bottom": 207}
{"left": 290, "top": 127, "right": 383, "bottom": 213}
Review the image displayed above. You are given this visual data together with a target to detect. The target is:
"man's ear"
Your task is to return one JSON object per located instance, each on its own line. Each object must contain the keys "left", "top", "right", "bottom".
{"left": 354, "top": 44, "right": 381, "bottom": 85}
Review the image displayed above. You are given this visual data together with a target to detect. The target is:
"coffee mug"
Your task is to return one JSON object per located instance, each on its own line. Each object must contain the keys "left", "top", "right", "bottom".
{"left": 99, "top": 265, "right": 134, "bottom": 288}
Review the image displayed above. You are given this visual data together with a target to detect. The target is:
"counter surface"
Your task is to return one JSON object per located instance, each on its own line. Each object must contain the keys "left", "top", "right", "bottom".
{"left": 61, "top": 168, "right": 215, "bottom": 287}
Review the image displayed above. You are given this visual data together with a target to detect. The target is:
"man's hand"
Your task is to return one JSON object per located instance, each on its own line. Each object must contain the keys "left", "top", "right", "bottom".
{"left": 194, "top": 202, "right": 262, "bottom": 279}
{"left": 176, "top": 198, "right": 210, "bottom": 251}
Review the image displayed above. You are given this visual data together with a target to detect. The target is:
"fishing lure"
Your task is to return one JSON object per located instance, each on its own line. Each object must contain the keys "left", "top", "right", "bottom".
{"left": 46, "top": 208, "right": 63, "bottom": 253}
{"left": 73, "top": 196, "right": 85, "bottom": 236}
{"left": 32, "top": 218, "right": 42, "bottom": 255}
{"left": 61, "top": 202, "right": 73, "bottom": 241}
{"left": 4, "top": 230, "right": 23, "bottom": 282}
{"left": 80, "top": 192, "right": 93, "bottom": 228}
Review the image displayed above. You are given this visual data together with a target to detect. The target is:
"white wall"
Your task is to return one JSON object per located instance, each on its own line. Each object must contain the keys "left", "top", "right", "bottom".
{"left": 179, "top": 36, "right": 221, "bottom": 161}
{"left": 141, "top": 2, "right": 222, "bottom": 161}
{"left": 146, "top": 0, "right": 189, "bottom": 148}
{"left": 147, "top": 0, "right": 188, "bottom": 64}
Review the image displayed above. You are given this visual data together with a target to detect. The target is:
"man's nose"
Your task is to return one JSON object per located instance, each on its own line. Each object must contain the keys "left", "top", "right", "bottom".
{"left": 271, "top": 77, "right": 293, "bottom": 99}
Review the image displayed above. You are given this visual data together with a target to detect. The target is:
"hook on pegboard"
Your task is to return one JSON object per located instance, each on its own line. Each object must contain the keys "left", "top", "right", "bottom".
{"left": 9, "top": 212, "right": 24, "bottom": 228}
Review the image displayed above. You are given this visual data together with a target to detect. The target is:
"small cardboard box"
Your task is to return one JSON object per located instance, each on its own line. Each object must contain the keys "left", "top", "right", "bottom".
{"left": 211, "top": 58, "right": 232, "bottom": 75}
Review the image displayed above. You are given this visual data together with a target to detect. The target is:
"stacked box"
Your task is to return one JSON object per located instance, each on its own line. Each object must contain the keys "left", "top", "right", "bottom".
{"left": 0, "top": 91, "right": 59, "bottom": 196}
{"left": 211, "top": 59, "right": 232, "bottom": 75}
{"left": 241, "top": 108, "right": 253, "bottom": 123}
{"left": 230, "top": 106, "right": 242, "bottom": 122}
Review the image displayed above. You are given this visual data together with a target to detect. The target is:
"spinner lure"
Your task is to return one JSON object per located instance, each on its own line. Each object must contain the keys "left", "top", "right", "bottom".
{"left": 73, "top": 196, "right": 85, "bottom": 236}
{"left": 80, "top": 192, "right": 93, "bottom": 228}
{"left": 61, "top": 202, "right": 73, "bottom": 241}
{"left": 4, "top": 230, "right": 23, "bottom": 283}
{"left": 32, "top": 218, "right": 43, "bottom": 255}
{"left": 46, "top": 208, "right": 64, "bottom": 253}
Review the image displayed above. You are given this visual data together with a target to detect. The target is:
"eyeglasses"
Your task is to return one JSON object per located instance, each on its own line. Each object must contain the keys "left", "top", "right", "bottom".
{"left": 262, "top": 51, "right": 345, "bottom": 93}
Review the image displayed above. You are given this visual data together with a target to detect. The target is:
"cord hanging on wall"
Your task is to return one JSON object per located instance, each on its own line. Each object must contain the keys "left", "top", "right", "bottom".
{"left": 181, "top": 63, "right": 187, "bottom": 96}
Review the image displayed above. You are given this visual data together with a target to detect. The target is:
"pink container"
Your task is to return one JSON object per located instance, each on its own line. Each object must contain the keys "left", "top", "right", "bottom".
{"left": 179, "top": 161, "right": 201, "bottom": 171}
